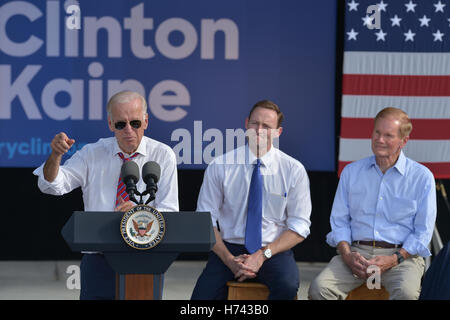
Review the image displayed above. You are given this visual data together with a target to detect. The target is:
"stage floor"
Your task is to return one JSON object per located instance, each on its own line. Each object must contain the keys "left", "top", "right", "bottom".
{"left": 0, "top": 260, "right": 327, "bottom": 300}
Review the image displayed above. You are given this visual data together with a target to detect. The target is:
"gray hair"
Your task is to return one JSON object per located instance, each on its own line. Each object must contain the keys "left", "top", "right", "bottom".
{"left": 106, "top": 91, "right": 147, "bottom": 120}
{"left": 375, "top": 107, "right": 412, "bottom": 138}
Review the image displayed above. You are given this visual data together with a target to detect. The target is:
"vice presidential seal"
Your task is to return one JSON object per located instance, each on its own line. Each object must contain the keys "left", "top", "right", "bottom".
{"left": 120, "top": 205, "right": 165, "bottom": 250}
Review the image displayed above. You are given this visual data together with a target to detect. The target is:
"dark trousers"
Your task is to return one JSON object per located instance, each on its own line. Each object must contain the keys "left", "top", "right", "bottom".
{"left": 420, "top": 241, "right": 450, "bottom": 300}
{"left": 80, "top": 254, "right": 116, "bottom": 300}
{"left": 191, "top": 242, "right": 299, "bottom": 300}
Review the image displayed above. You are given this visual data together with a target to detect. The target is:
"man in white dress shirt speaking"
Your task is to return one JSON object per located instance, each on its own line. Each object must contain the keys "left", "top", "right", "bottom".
{"left": 33, "top": 91, "right": 179, "bottom": 299}
{"left": 191, "top": 100, "right": 312, "bottom": 300}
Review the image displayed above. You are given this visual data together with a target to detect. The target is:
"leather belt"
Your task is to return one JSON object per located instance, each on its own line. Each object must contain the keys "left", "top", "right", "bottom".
{"left": 353, "top": 240, "right": 402, "bottom": 249}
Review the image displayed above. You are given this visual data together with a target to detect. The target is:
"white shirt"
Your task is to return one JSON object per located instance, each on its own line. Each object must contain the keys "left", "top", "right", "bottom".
{"left": 33, "top": 136, "right": 179, "bottom": 212}
{"left": 197, "top": 144, "right": 312, "bottom": 246}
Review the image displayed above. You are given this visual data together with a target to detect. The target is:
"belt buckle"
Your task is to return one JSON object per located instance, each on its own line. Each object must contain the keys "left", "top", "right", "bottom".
{"left": 373, "top": 240, "right": 383, "bottom": 249}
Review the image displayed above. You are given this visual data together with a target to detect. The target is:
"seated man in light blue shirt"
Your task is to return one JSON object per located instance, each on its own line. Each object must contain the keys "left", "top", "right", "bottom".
{"left": 309, "top": 107, "right": 436, "bottom": 300}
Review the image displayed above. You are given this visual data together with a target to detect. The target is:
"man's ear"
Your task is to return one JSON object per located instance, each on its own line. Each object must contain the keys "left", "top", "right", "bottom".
{"left": 245, "top": 117, "right": 249, "bottom": 130}
{"left": 400, "top": 135, "right": 409, "bottom": 149}
{"left": 108, "top": 116, "right": 114, "bottom": 132}
{"left": 143, "top": 113, "right": 149, "bottom": 130}
{"left": 275, "top": 126, "right": 283, "bottom": 138}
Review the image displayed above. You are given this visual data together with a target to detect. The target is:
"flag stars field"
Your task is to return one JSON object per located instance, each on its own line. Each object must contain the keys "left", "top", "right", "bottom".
{"left": 341, "top": 0, "right": 450, "bottom": 179}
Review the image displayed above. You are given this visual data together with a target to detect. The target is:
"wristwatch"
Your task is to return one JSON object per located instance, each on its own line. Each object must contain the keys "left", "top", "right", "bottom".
{"left": 394, "top": 251, "right": 404, "bottom": 264}
{"left": 263, "top": 247, "right": 272, "bottom": 260}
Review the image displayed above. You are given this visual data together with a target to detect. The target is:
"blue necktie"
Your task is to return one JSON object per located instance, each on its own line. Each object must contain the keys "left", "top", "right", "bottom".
{"left": 245, "top": 159, "right": 262, "bottom": 253}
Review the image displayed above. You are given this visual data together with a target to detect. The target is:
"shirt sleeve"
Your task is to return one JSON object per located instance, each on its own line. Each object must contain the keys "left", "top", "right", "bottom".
{"left": 196, "top": 162, "right": 224, "bottom": 229}
{"left": 154, "top": 148, "right": 179, "bottom": 212}
{"left": 326, "top": 166, "right": 353, "bottom": 247}
{"left": 33, "top": 151, "right": 87, "bottom": 196}
{"left": 402, "top": 170, "right": 437, "bottom": 257}
{"left": 285, "top": 164, "right": 312, "bottom": 239}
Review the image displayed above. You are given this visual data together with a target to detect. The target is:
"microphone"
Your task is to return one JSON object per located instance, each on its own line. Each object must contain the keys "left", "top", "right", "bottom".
{"left": 142, "top": 161, "right": 160, "bottom": 204}
{"left": 120, "top": 161, "right": 140, "bottom": 204}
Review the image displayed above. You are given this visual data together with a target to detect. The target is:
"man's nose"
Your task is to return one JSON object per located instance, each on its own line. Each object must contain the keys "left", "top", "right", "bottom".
{"left": 123, "top": 122, "right": 134, "bottom": 132}
{"left": 257, "top": 127, "right": 268, "bottom": 135}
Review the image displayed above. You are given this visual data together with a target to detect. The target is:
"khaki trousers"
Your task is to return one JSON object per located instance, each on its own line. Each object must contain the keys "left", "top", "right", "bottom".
{"left": 308, "top": 244, "right": 425, "bottom": 300}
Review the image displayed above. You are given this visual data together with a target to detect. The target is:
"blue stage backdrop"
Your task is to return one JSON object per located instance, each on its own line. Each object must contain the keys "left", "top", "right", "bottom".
{"left": 0, "top": 0, "right": 337, "bottom": 170}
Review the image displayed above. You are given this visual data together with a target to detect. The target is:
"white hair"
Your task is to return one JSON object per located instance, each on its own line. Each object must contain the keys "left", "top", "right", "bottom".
{"left": 106, "top": 91, "right": 147, "bottom": 120}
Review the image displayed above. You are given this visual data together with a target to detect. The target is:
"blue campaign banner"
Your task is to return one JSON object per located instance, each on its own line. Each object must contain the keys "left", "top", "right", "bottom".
{"left": 0, "top": 0, "right": 337, "bottom": 170}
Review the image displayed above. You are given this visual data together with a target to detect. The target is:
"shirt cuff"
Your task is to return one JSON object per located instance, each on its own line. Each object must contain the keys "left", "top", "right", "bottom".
{"left": 203, "top": 210, "right": 218, "bottom": 229}
{"left": 402, "top": 234, "right": 432, "bottom": 257}
{"left": 326, "top": 228, "right": 352, "bottom": 248}
{"left": 287, "top": 218, "right": 311, "bottom": 239}
{"left": 33, "top": 164, "right": 65, "bottom": 194}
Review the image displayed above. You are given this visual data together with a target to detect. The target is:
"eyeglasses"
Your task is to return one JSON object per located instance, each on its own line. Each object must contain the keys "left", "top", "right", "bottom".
{"left": 114, "top": 120, "right": 142, "bottom": 130}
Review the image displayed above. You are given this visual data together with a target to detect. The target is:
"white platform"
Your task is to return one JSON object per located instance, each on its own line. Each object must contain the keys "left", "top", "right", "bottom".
{"left": 0, "top": 260, "right": 326, "bottom": 300}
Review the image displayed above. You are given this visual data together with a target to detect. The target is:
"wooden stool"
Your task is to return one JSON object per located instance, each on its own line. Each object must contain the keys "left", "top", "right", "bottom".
{"left": 346, "top": 284, "right": 389, "bottom": 300}
{"left": 227, "top": 281, "right": 269, "bottom": 300}
{"left": 226, "top": 281, "right": 298, "bottom": 300}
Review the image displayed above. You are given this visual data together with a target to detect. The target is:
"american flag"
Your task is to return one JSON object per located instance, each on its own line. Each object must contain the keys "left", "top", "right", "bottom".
{"left": 339, "top": 0, "right": 450, "bottom": 178}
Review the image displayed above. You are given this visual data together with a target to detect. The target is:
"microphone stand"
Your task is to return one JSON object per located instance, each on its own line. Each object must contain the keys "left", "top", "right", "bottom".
{"left": 128, "top": 189, "right": 156, "bottom": 205}
{"left": 126, "top": 175, "right": 158, "bottom": 205}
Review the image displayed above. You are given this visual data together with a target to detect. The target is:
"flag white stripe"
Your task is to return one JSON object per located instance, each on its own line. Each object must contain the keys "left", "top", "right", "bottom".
{"left": 341, "top": 95, "right": 450, "bottom": 119}
{"left": 344, "top": 52, "right": 450, "bottom": 75}
{"left": 339, "top": 139, "right": 450, "bottom": 163}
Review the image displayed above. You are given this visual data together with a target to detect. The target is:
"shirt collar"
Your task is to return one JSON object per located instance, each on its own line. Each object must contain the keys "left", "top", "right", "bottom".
{"left": 369, "top": 151, "right": 406, "bottom": 176}
{"left": 111, "top": 137, "right": 147, "bottom": 158}
{"left": 393, "top": 151, "right": 406, "bottom": 175}
{"left": 246, "top": 143, "right": 277, "bottom": 168}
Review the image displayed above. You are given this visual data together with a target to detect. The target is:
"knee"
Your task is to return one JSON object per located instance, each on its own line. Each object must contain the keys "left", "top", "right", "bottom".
{"left": 268, "top": 274, "right": 299, "bottom": 300}
{"left": 281, "top": 276, "right": 299, "bottom": 297}
{"left": 308, "top": 278, "right": 322, "bottom": 300}
{"left": 388, "top": 281, "right": 421, "bottom": 300}
{"left": 308, "top": 278, "right": 336, "bottom": 300}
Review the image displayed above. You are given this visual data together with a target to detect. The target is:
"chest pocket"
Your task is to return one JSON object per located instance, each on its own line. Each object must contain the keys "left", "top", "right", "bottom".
{"left": 263, "top": 191, "right": 287, "bottom": 221}
{"left": 386, "top": 197, "right": 417, "bottom": 226}
{"left": 261, "top": 169, "right": 287, "bottom": 221}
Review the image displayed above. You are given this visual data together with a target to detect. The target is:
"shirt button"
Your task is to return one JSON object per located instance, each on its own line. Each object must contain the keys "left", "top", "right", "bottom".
{"left": 379, "top": 196, "right": 383, "bottom": 200}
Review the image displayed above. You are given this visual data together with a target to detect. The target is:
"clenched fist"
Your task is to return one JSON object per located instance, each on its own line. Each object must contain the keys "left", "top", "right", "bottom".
{"left": 50, "top": 132, "right": 75, "bottom": 156}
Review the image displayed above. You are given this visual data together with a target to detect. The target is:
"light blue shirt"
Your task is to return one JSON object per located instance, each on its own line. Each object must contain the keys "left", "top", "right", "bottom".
{"left": 326, "top": 151, "right": 436, "bottom": 257}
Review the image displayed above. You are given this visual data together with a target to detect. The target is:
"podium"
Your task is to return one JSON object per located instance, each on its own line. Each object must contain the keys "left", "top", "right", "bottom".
{"left": 62, "top": 211, "right": 215, "bottom": 300}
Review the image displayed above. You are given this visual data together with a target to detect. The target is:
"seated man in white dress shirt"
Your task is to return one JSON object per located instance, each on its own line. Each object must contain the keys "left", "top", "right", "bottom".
{"left": 33, "top": 91, "right": 179, "bottom": 299}
{"left": 191, "top": 100, "right": 312, "bottom": 300}
{"left": 308, "top": 107, "right": 437, "bottom": 300}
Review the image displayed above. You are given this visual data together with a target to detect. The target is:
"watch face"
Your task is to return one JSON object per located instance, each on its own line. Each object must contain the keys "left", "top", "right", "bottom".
{"left": 264, "top": 249, "right": 272, "bottom": 259}
{"left": 395, "top": 252, "right": 404, "bottom": 264}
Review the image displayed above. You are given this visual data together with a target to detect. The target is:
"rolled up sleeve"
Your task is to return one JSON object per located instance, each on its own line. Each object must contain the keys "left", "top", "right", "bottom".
{"left": 286, "top": 165, "right": 312, "bottom": 239}
{"left": 196, "top": 162, "right": 224, "bottom": 229}
{"left": 33, "top": 152, "right": 86, "bottom": 196}
{"left": 402, "top": 171, "right": 437, "bottom": 257}
{"left": 33, "top": 163, "right": 66, "bottom": 195}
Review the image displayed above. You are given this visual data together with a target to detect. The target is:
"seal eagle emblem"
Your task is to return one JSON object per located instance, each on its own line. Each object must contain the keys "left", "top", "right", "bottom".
{"left": 120, "top": 204, "right": 165, "bottom": 250}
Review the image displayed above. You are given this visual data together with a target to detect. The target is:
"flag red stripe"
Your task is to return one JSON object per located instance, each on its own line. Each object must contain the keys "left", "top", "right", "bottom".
{"left": 340, "top": 118, "right": 450, "bottom": 140}
{"left": 342, "top": 74, "right": 450, "bottom": 96}
{"left": 338, "top": 161, "right": 450, "bottom": 178}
